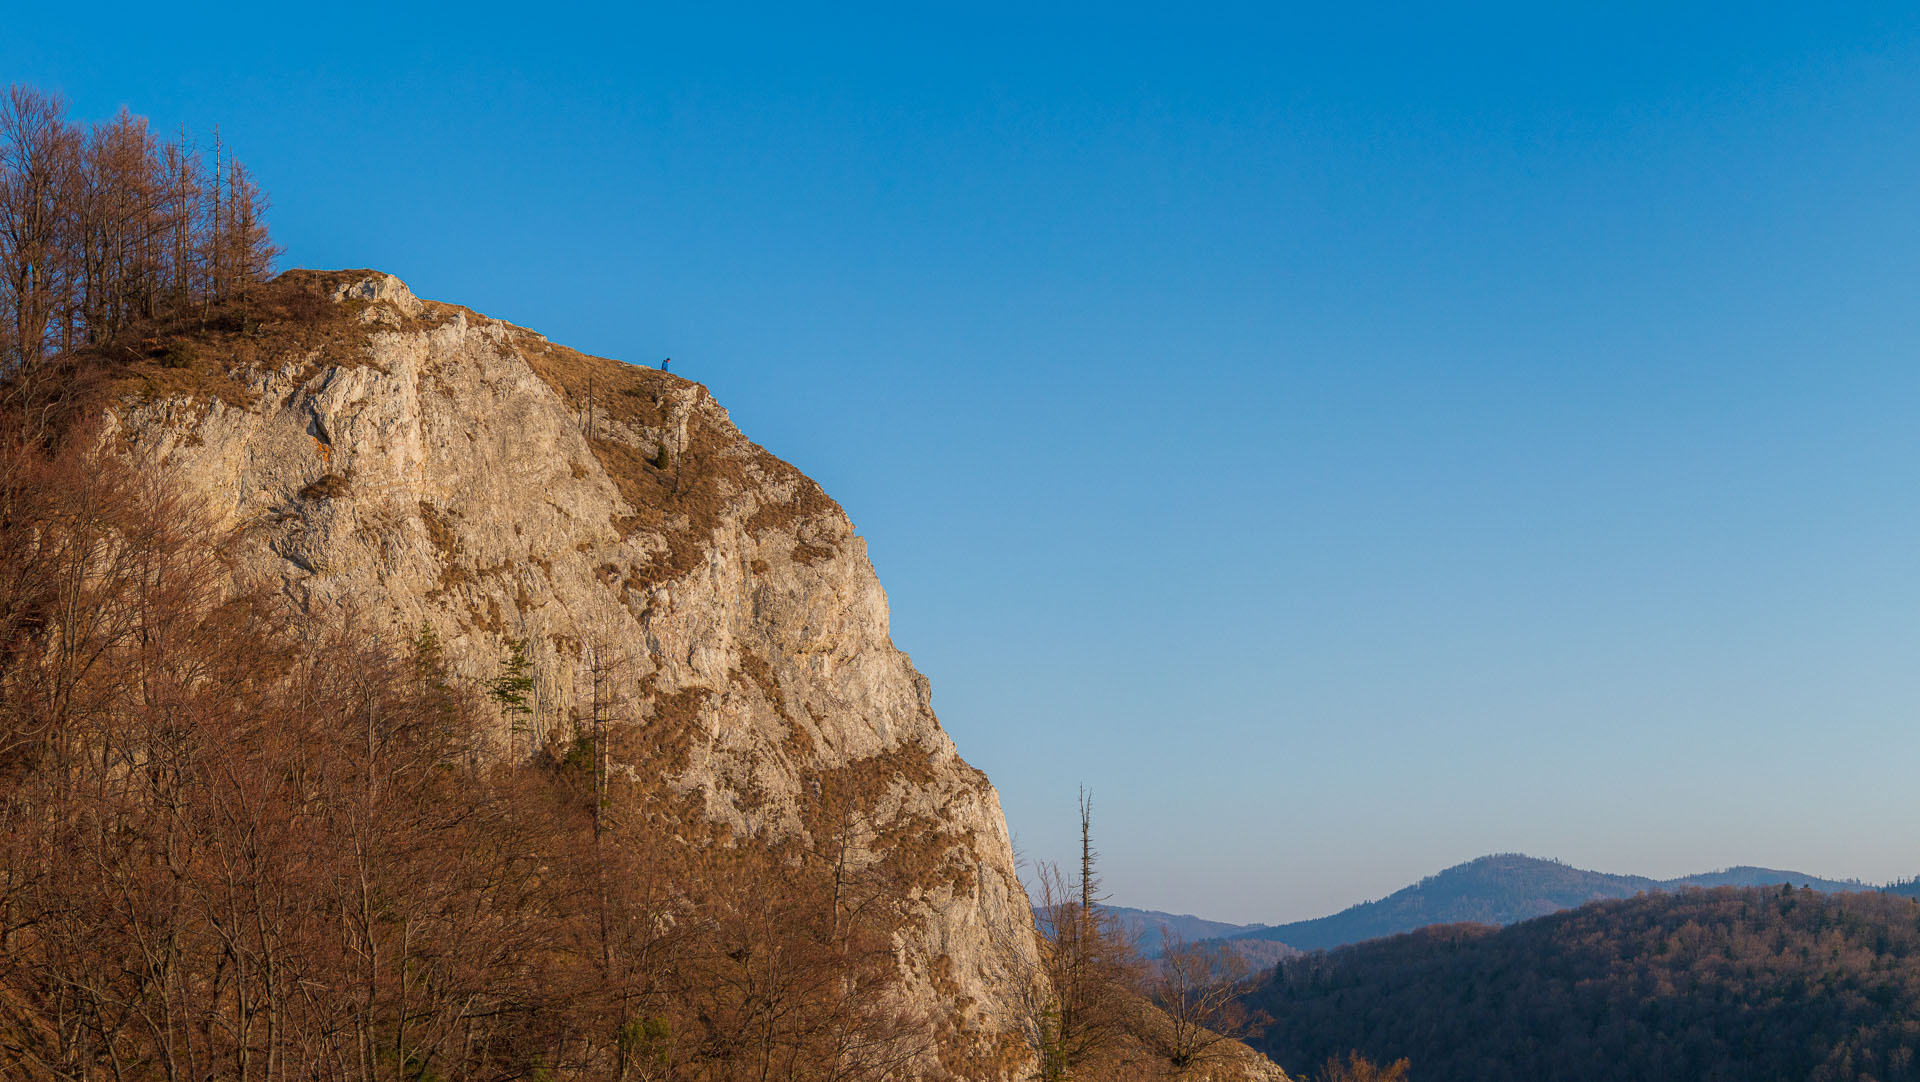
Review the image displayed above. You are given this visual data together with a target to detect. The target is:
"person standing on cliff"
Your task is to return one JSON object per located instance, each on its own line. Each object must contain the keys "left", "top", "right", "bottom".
{"left": 661, "top": 357, "right": 671, "bottom": 372}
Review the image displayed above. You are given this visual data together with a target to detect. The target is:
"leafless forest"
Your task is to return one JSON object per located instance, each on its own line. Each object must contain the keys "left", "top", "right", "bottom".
{"left": 0, "top": 86, "right": 1281, "bottom": 1082}
{"left": 0, "top": 84, "right": 274, "bottom": 373}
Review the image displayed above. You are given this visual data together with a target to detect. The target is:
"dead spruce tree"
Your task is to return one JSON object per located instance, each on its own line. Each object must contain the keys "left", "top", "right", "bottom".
{"left": 1022, "top": 789, "right": 1142, "bottom": 1081}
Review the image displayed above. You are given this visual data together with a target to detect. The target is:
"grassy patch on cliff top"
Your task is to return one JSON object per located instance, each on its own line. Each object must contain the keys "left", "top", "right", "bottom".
{"left": 515, "top": 333, "right": 841, "bottom": 586}
{"left": 66, "top": 270, "right": 452, "bottom": 410}
{"left": 67, "top": 267, "right": 846, "bottom": 590}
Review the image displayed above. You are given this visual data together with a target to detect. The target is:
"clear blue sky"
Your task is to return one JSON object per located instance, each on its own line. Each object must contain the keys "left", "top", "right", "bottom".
{"left": 11, "top": 2, "right": 1920, "bottom": 923}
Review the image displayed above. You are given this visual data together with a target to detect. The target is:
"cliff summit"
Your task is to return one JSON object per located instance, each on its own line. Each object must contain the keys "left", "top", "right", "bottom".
{"left": 101, "top": 269, "right": 1041, "bottom": 1076}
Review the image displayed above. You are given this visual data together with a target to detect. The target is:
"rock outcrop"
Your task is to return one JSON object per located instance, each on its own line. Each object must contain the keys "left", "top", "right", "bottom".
{"left": 104, "top": 271, "right": 1039, "bottom": 1077}
{"left": 98, "top": 270, "right": 1287, "bottom": 1081}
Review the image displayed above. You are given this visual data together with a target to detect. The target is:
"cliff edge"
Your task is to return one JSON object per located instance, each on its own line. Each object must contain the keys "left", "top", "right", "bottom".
{"left": 102, "top": 270, "right": 1039, "bottom": 1077}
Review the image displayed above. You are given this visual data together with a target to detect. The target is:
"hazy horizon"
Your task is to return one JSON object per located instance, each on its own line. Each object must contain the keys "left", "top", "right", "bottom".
{"left": 14, "top": 2, "right": 1920, "bottom": 926}
{"left": 1106, "top": 851, "right": 1901, "bottom": 928}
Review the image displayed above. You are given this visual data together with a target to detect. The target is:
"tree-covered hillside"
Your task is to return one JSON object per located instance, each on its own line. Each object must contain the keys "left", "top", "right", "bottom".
{"left": 1232, "top": 853, "right": 1876, "bottom": 951}
{"left": 1245, "top": 886, "right": 1920, "bottom": 1082}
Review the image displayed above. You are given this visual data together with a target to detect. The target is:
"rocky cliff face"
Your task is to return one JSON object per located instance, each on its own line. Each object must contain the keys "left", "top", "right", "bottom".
{"left": 102, "top": 271, "right": 1040, "bottom": 1077}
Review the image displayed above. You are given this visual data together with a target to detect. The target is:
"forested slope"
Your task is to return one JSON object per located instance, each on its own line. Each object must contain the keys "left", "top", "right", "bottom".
{"left": 1245, "top": 886, "right": 1920, "bottom": 1082}
{"left": 0, "top": 84, "right": 1291, "bottom": 1082}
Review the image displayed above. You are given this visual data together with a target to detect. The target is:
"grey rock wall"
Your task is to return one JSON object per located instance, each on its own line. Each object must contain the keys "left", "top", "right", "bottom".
{"left": 106, "top": 272, "right": 1042, "bottom": 1077}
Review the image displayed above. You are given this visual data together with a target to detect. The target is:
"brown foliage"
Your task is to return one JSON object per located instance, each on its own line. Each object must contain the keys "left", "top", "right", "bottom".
{"left": 1017, "top": 793, "right": 1147, "bottom": 1082}
{"left": 0, "top": 83, "right": 279, "bottom": 374}
{"left": 1140, "top": 932, "right": 1270, "bottom": 1075}
{"left": 0, "top": 383, "right": 929, "bottom": 1081}
{"left": 1010, "top": 794, "right": 1281, "bottom": 1082}
{"left": 1316, "top": 1053, "right": 1412, "bottom": 1082}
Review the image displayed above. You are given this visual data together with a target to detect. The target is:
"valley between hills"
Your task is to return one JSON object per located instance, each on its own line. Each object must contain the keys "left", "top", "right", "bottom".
{"left": 1112, "top": 851, "right": 1897, "bottom": 957}
{"left": 7, "top": 77, "right": 1920, "bottom": 1082}
{"left": 1109, "top": 855, "right": 1920, "bottom": 1081}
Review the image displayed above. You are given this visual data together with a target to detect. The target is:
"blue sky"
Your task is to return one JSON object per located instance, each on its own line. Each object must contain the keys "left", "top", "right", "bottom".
{"left": 11, "top": 3, "right": 1920, "bottom": 922}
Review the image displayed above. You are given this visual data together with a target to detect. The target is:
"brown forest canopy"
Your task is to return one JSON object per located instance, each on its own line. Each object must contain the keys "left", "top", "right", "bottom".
{"left": 0, "top": 83, "right": 277, "bottom": 371}
{"left": 0, "top": 85, "right": 1283, "bottom": 1082}
{"left": 0, "top": 88, "right": 944, "bottom": 1082}
{"left": 1245, "top": 886, "right": 1920, "bottom": 1082}
{"left": 0, "top": 391, "right": 929, "bottom": 1080}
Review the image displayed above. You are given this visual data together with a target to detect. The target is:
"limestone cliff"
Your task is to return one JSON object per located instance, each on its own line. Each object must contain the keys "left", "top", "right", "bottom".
{"left": 102, "top": 271, "right": 1039, "bottom": 1077}
{"left": 96, "top": 270, "right": 1286, "bottom": 1082}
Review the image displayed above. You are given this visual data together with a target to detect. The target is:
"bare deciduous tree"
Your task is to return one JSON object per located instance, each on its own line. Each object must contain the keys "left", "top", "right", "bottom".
{"left": 0, "top": 85, "right": 76, "bottom": 368}
{"left": 0, "top": 83, "right": 278, "bottom": 372}
{"left": 1020, "top": 789, "right": 1143, "bottom": 1081}
{"left": 1139, "top": 931, "right": 1270, "bottom": 1075}
{"left": 0, "top": 348, "right": 940, "bottom": 1082}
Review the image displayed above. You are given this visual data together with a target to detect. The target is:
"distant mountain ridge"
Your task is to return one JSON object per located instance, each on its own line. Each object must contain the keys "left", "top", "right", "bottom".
{"left": 1103, "top": 906, "right": 1270, "bottom": 956}
{"left": 1229, "top": 854, "right": 1882, "bottom": 952}
{"left": 1096, "top": 906, "right": 1301, "bottom": 970}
